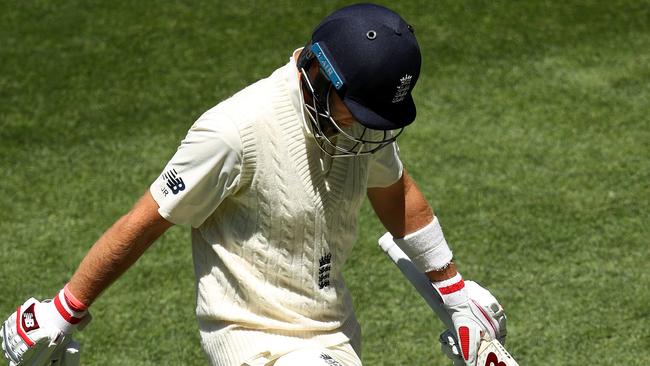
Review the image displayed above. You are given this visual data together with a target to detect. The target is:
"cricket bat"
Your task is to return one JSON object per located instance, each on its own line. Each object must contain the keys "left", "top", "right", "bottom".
{"left": 378, "top": 233, "right": 519, "bottom": 366}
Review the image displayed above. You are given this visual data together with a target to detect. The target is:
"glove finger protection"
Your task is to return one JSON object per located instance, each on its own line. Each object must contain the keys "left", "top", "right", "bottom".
{"left": 1, "top": 288, "right": 89, "bottom": 366}
{"left": 2, "top": 299, "right": 62, "bottom": 366}
{"left": 439, "top": 329, "right": 465, "bottom": 366}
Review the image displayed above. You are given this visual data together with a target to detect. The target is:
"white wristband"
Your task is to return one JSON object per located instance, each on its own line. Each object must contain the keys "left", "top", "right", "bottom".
{"left": 49, "top": 288, "right": 88, "bottom": 334}
{"left": 393, "top": 216, "right": 453, "bottom": 273}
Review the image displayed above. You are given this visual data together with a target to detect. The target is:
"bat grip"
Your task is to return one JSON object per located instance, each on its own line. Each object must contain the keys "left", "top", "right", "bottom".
{"left": 378, "top": 233, "right": 455, "bottom": 330}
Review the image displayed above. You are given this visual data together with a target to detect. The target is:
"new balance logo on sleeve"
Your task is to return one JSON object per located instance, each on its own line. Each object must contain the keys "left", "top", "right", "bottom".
{"left": 161, "top": 169, "right": 185, "bottom": 195}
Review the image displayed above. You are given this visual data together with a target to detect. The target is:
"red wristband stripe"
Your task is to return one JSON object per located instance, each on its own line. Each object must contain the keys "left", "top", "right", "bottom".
{"left": 15, "top": 306, "right": 35, "bottom": 347}
{"left": 63, "top": 285, "right": 88, "bottom": 312}
{"left": 438, "top": 279, "right": 465, "bottom": 295}
{"left": 53, "top": 295, "right": 83, "bottom": 324}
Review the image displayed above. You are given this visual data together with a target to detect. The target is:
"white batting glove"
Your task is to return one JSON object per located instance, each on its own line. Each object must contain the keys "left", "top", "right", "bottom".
{"left": 432, "top": 275, "right": 504, "bottom": 365}
{"left": 439, "top": 280, "right": 507, "bottom": 365}
{"left": 1, "top": 288, "right": 90, "bottom": 366}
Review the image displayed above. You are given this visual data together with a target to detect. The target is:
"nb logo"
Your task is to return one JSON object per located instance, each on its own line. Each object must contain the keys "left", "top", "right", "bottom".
{"left": 320, "top": 353, "right": 343, "bottom": 366}
{"left": 24, "top": 313, "right": 35, "bottom": 328}
{"left": 21, "top": 304, "right": 40, "bottom": 332}
{"left": 162, "top": 169, "right": 185, "bottom": 195}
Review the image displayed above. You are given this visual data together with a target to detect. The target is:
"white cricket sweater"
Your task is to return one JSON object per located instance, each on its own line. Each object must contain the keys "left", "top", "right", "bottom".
{"left": 151, "top": 53, "right": 403, "bottom": 365}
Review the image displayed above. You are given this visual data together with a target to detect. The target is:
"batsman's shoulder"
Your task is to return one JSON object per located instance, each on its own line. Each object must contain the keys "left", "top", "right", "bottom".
{"left": 200, "top": 81, "right": 272, "bottom": 132}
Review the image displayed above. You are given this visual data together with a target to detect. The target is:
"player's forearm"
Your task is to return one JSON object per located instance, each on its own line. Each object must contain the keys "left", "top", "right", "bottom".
{"left": 368, "top": 170, "right": 433, "bottom": 237}
{"left": 67, "top": 192, "right": 172, "bottom": 306}
{"left": 370, "top": 170, "right": 457, "bottom": 281}
{"left": 68, "top": 217, "right": 153, "bottom": 305}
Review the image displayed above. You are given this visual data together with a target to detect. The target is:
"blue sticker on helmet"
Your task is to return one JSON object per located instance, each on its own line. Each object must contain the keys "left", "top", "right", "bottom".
{"left": 311, "top": 42, "right": 344, "bottom": 90}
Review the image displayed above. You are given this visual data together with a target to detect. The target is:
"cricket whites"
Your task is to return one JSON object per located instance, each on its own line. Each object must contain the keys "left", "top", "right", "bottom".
{"left": 378, "top": 233, "right": 519, "bottom": 366}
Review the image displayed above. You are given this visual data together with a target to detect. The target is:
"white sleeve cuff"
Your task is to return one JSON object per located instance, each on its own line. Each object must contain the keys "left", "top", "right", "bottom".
{"left": 393, "top": 216, "right": 453, "bottom": 273}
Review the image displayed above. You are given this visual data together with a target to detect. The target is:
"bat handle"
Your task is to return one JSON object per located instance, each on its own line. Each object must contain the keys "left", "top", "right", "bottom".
{"left": 379, "top": 233, "right": 519, "bottom": 366}
{"left": 378, "top": 233, "right": 454, "bottom": 331}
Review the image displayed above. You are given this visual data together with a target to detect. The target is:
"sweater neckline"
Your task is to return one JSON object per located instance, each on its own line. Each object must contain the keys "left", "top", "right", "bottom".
{"left": 274, "top": 60, "right": 350, "bottom": 214}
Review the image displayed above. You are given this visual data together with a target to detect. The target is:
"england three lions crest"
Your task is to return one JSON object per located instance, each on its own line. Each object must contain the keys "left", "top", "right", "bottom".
{"left": 392, "top": 74, "right": 413, "bottom": 103}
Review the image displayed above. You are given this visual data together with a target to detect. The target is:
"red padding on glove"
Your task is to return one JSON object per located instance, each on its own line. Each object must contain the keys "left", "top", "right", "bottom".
{"left": 15, "top": 306, "right": 35, "bottom": 347}
{"left": 459, "top": 326, "right": 470, "bottom": 361}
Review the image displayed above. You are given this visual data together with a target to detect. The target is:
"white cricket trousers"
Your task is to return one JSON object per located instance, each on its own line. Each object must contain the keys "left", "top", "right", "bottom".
{"left": 200, "top": 323, "right": 362, "bottom": 366}
{"left": 254, "top": 343, "right": 362, "bottom": 366}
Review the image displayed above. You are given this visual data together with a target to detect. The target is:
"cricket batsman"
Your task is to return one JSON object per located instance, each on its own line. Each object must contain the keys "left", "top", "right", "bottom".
{"left": 2, "top": 3, "right": 510, "bottom": 365}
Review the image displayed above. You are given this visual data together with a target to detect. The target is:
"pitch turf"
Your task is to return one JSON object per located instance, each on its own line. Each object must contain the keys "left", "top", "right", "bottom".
{"left": 1, "top": 1, "right": 648, "bottom": 364}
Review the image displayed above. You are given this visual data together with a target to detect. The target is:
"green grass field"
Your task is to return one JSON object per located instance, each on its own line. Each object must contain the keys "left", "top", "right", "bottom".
{"left": 1, "top": 1, "right": 649, "bottom": 365}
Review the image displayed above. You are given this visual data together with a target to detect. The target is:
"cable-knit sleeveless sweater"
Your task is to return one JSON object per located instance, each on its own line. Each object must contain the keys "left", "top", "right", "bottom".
{"left": 194, "top": 61, "right": 372, "bottom": 364}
